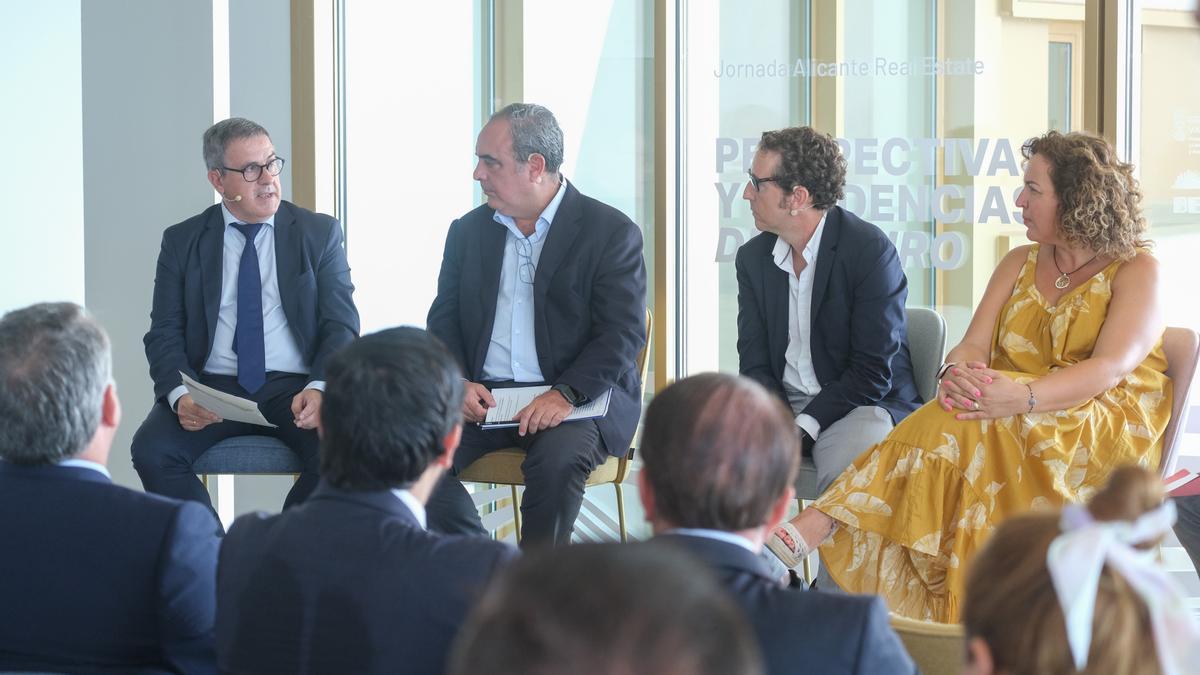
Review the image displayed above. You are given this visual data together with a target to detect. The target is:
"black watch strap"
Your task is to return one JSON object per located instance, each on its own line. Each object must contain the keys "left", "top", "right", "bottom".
{"left": 552, "top": 383, "right": 587, "bottom": 406}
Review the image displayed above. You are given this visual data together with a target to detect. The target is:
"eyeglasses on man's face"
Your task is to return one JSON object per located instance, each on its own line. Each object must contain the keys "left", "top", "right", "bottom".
{"left": 223, "top": 156, "right": 286, "bottom": 182}
{"left": 746, "top": 169, "right": 781, "bottom": 191}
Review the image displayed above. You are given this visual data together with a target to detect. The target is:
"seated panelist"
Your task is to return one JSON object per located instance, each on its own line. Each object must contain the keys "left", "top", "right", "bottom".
{"left": 132, "top": 117, "right": 359, "bottom": 516}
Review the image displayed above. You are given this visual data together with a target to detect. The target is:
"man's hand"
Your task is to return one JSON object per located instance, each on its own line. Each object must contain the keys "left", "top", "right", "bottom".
{"left": 514, "top": 389, "right": 574, "bottom": 437}
{"left": 176, "top": 394, "right": 221, "bottom": 432}
{"left": 291, "top": 389, "right": 323, "bottom": 429}
{"left": 463, "top": 382, "right": 497, "bottom": 423}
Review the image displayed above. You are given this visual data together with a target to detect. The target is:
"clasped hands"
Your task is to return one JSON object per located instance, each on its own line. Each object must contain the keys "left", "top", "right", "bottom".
{"left": 461, "top": 382, "right": 573, "bottom": 436}
{"left": 176, "top": 389, "right": 322, "bottom": 431}
{"left": 938, "top": 362, "right": 1029, "bottom": 420}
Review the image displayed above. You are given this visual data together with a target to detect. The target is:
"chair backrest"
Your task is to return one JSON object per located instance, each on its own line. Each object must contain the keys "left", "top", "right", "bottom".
{"left": 1159, "top": 326, "right": 1200, "bottom": 476}
{"left": 906, "top": 306, "right": 948, "bottom": 403}
{"left": 889, "top": 614, "right": 964, "bottom": 675}
{"left": 638, "top": 308, "right": 653, "bottom": 400}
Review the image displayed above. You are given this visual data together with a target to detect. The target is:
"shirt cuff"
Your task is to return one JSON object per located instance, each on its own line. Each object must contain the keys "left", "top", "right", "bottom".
{"left": 305, "top": 380, "right": 326, "bottom": 393}
{"left": 167, "top": 385, "right": 189, "bottom": 411}
{"left": 795, "top": 414, "right": 821, "bottom": 441}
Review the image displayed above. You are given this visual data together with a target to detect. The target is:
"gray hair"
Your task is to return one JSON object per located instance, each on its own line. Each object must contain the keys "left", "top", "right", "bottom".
{"left": 0, "top": 303, "right": 112, "bottom": 465}
{"left": 491, "top": 103, "right": 564, "bottom": 174}
{"left": 203, "top": 117, "right": 270, "bottom": 171}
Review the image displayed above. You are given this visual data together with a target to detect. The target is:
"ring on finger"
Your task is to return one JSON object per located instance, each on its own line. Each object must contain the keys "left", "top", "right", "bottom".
{"left": 972, "top": 400, "right": 980, "bottom": 410}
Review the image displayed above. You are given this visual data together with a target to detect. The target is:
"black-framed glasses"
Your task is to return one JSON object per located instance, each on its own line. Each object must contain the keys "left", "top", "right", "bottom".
{"left": 746, "top": 170, "right": 781, "bottom": 191}
{"left": 515, "top": 236, "right": 535, "bottom": 284}
{"left": 223, "top": 157, "right": 286, "bottom": 182}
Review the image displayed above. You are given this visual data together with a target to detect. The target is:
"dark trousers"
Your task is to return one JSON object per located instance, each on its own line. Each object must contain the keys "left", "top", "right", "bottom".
{"left": 131, "top": 372, "right": 320, "bottom": 520}
{"left": 426, "top": 419, "right": 609, "bottom": 547}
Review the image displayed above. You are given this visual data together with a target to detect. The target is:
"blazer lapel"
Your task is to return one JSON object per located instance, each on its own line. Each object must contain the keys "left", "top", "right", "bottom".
{"left": 199, "top": 206, "right": 226, "bottom": 350}
{"left": 810, "top": 206, "right": 843, "bottom": 318}
{"left": 273, "top": 203, "right": 301, "bottom": 330}
{"left": 474, "top": 220, "right": 506, "bottom": 377}
{"left": 761, "top": 236, "right": 789, "bottom": 380}
{"left": 531, "top": 183, "right": 582, "bottom": 368}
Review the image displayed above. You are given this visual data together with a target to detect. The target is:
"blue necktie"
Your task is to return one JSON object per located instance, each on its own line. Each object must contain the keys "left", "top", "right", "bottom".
{"left": 232, "top": 223, "right": 266, "bottom": 394}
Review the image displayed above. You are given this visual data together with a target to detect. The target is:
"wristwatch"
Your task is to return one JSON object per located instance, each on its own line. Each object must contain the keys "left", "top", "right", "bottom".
{"left": 551, "top": 383, "right": 588, "bottom": 407}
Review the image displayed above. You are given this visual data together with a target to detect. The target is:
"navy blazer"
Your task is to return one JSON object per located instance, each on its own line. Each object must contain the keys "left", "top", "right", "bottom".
{"left": 216, "top": 481, "right": 517, "bottom": 675}
{"left": 657, "top": 534, "right": 916, "bottom": 675}
{"left": 427, "top": 182, "right": 647, "bottom": 456}
{"left": 0, "top": 462, "right": 219, "bottom": 674}
{"left": 735, "top": 206, "right": 922, "bottom": 429}
{"left": 143, "top": 200, "right": 360, "bottom": 403}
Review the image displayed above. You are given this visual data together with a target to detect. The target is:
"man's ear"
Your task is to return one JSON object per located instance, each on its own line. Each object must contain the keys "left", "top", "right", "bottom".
{"left": 637, "top": 471, "right": 656, "bottom": 523}
{"left": 435, "top": 424, "right": 463, "bottom": 469}
{"left": 526, "top": 153, "right": 547, "bottom": 182}
{"left": 788, "top": 185, "right": 811, "bottom": 210}
{"left": 962, "top": 637, "right": 994, "bottom": 675}
{"left": 207, "top": 168, "right": 224, "bottom": 194}
{"left": 101, "top": 382, "right": 121, "bottom": 430}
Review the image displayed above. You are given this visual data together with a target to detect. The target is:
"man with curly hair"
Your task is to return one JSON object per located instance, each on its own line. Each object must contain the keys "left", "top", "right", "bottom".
{"left": 736, "top": 126, "right": 922, "bottom": 588}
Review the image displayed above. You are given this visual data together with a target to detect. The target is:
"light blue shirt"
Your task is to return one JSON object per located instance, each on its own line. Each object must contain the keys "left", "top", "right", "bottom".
{"left": 481, "top": 179, "right": 568, "bottom": 382}
{"left": 668, "top": 528, "right": 759, "bottom": 554}
{"left": 390, "top": 489, "right": 427, "bottom": 529}
{"left": 58, "top": 458, "right": 111, "bottom": 480}
{"left": 168, "top": 204, "right": 321, "bottom": 408}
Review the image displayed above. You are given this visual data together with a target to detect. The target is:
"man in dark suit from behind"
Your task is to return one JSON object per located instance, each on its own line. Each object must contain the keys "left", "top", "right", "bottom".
{"left": 0, "top": 302, "right": 220, "bottom": 674}
{"left": 132, "top": 117, "right": 359, "bottom": 516}
{"left": 638, "top": 372, "right": 916, "bottom": 675}
{"left": 216, "top": 327, "right": 517, "bottom": 675}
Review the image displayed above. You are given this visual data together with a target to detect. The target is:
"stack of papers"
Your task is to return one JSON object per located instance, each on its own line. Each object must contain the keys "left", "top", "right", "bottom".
{"left": 181, "top": 372, "right": 276, "bottom": 427}
{"left": 481, "top": 386, "right": 611, "bottom": 429}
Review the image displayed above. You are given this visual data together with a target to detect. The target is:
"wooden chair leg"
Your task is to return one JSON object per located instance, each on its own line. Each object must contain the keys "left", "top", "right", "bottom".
{"left": 615, "top": 482, "right": 627, "bottom": 543}
{"left": 511, "top": 485, "right": 522, "bottom": 544}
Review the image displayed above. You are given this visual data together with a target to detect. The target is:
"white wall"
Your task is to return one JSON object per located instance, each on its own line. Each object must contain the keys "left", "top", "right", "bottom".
{"left": 0, "top": 0, "right": 85, "bottom": 313}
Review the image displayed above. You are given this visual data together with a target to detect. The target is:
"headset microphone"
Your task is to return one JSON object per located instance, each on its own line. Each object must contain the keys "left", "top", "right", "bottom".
{"left": 222, "top": 194, "right": 242, "bottom": 202}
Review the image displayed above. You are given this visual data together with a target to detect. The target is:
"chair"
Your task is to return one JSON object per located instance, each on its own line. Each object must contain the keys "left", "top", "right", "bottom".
{"left": 1158, "top": 326, "right": 1200, "bottom": 477}
{"left": 889, "top": 614, "right": 964, "bottom": 675}
{"left": 194, "top": 435, "right": 302, "bottom": 526}
{"left": 457, "top": 309, "right": 652, "bottom": 543}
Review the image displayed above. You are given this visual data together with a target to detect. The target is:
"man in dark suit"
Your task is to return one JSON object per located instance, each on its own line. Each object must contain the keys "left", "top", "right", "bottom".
{"left": 639, "top": 372, "right": 916, "bottom": 675}
{"left": 0, "top": 302, "right": 220, "bottom": 674}
{"left": 736, "top": 126, "right": 922, "bottom": 576}
{"left": 216, "top": 327, "right": 516, "bottom": 675}
{"left": 426, "top": 103, "right": 647, "bottom": 546}
{"left": 132, "top": 117, "right": 359, "bottom": 514}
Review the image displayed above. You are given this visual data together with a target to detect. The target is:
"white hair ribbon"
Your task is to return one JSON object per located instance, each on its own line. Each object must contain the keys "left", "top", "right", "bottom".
{"left": 1047, "top": 500, "right": 1199, "bottom": 675}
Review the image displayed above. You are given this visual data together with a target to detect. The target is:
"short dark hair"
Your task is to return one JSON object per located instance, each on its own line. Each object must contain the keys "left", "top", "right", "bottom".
{"left": 0, "top": 302, "right": 111, "bottom": 465}
{"left": 448, "top": 543, "right": 764, "bottom": 675}
{"left": 319, "top": 327, "right": 463, "bottom": 490}
{"left": 203, "top": 117, "right": 270, "bottom": 172}
{"left": 757, "top": 126, "right": 846, "bottom": 209}
{"left": 490, "top": 103, "right": 564, "bottom": 174}
{"left": 640, "top": 373, "right": 800, "bottom": 531}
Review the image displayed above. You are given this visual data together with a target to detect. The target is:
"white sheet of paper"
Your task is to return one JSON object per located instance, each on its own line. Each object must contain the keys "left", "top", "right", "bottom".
{"left": 181, "top": 372, "right": 277, "bottom": 427}
{"left": 481, "top": 385, "right": 611, "bottom": 429}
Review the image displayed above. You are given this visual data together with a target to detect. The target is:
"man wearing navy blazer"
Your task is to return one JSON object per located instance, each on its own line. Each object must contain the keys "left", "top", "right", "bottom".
{"left": 736, "top": 127, "right": 922, "bottom": 577}
{"left": 426, "top": 103, "right": 647, "bottom": 546}
{"left": 0, "top": 303, "right": 220, "bottom": 674}
{"left": 216, "top": 327, "right": 516, "bottom": 675}
{"left": 132, "top": 117, "right": 359, "bottom": 514}
{"left": 639, "top": 372, "right": 916, "bottom": 675}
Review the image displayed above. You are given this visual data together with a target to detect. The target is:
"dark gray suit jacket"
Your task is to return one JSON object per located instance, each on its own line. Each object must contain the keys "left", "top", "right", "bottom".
{"left": 0, "top": 463, "right": 219, "bottom": 674}
{"left": 143, "top": 200, "right": 359, "bottom": 402}
{"left": 216, "top": 481, "right": 517, "bottom": 675}
{"left": 735, "top": 205, "right": 922, "bottom": 429}
{"left": 427, "top": 182, "right": 647, "bottom": 456}
{"left": 657, "top": 533, "right": 917, "bottom": 675}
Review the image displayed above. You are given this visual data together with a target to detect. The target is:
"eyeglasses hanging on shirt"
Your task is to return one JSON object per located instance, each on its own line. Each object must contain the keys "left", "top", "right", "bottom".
{"left": 515, "top": 236, "right": 535, "bottom": 284}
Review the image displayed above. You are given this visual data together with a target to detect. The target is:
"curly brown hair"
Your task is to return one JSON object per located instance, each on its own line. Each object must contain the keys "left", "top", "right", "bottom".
{"left": 757, "top": 127, "right": 846, "bottom": 209}
{"left": 1021, "top": 131, "right": 1150, "bottom": 260}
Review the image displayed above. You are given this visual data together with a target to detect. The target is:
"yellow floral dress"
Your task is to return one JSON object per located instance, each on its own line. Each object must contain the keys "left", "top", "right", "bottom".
{"left": 814, "top": 245, "right": 1171, "bottom": 622}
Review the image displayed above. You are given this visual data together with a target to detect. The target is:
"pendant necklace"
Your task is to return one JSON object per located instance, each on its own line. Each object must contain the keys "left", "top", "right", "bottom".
{"left": 1052, "top": 245, "right": 1100, "bottom": 289}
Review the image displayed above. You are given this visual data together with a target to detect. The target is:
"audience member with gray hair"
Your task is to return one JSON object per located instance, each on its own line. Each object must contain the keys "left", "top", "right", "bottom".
{"left": 639, "top": 372, "right": 916, "bottom": 675}
{"left": 0, "top": 302, "right": 220, "bottom": 674}
{"left": 131, "top": 116, "right": 360, "bottom": 518}
{"left": 426, "top": 102, "right": 647, "bottom": 546}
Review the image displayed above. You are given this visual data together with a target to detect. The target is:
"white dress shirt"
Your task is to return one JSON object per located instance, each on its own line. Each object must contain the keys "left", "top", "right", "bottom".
{"left": 391, "top": 488, "right": 427, "bottom": 529}
{"left": 773, "top": 213, "right": 827, "bottom": 439}
{"left": 481, "top": 179, "right": 568, "bottom": 382}
{"left": 168, "top": 204, "right": 320, "bottom": 409}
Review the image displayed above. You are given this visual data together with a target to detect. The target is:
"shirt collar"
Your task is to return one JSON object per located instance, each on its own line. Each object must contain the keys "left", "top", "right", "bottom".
{"left": 57, "top": 458, "right": 112, "bottom": 479}
{"left": 220, "top": 203, "right": 276, "bottom": 229}
{"left": 666, "top": 527, "right": 759, "bottom": 554}
{"left": 771, "top": 211, "right": 828, "bottom": 272}
{"left": 390, "top": 488, "right": 427, "bottom": 529}
{"left": 492, "top": 177, "right": 568, "bottom": 243}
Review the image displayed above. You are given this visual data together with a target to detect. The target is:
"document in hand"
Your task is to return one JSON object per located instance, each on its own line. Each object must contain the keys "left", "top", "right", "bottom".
{"left": 180, "top": 372, "right": 277, "bottom": 427}
{"left": 480, "top": 385, "right": 612, "bottom": 429}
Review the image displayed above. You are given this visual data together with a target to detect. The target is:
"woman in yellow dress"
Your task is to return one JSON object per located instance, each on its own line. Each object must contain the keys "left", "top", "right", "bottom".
{"left": 766, "top": 130, "right": 1172, "bottom": 622}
